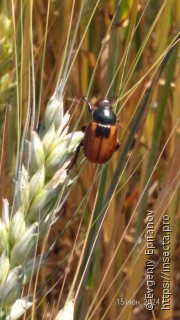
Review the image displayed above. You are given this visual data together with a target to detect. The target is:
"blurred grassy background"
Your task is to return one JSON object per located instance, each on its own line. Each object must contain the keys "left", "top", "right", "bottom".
{"left": 0, "top": 0, "right": 180, "bottom": 319}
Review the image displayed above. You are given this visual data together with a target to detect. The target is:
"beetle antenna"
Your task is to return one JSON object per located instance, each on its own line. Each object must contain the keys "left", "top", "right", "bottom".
{"left": 82, "top": 96, "right": 93, "bottom": 113}
{"left": 111, "top": 95, "right": 120, "bottom": 110}
{"left": 112, "top": 95, "right": 120, "bottom": 104}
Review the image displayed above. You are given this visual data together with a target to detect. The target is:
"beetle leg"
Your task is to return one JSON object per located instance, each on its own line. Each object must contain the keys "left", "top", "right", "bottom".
{"left": 67, "top": 140, "right": 84, "bottom": 171}
{"left": 115, "top": 141, "right": 120, "bottom": 152}
{"left": 82, "top": 96, "right": 93, "bottom": 113}
{"left": 81, "top": 125, "right": 87, "bottom": 132}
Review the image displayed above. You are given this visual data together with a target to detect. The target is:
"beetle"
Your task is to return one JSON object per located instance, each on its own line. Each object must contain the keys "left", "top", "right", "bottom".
{"left": 68, "top": 97, "right": 120, "bottom": 169}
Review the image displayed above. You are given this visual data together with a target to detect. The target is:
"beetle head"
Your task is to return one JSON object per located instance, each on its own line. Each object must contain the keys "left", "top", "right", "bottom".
{"left": 99, "top": 99, "right": 112, "bottom": 109}
{"left": 93, "top": 100, "right": 116, "bottom": 125}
